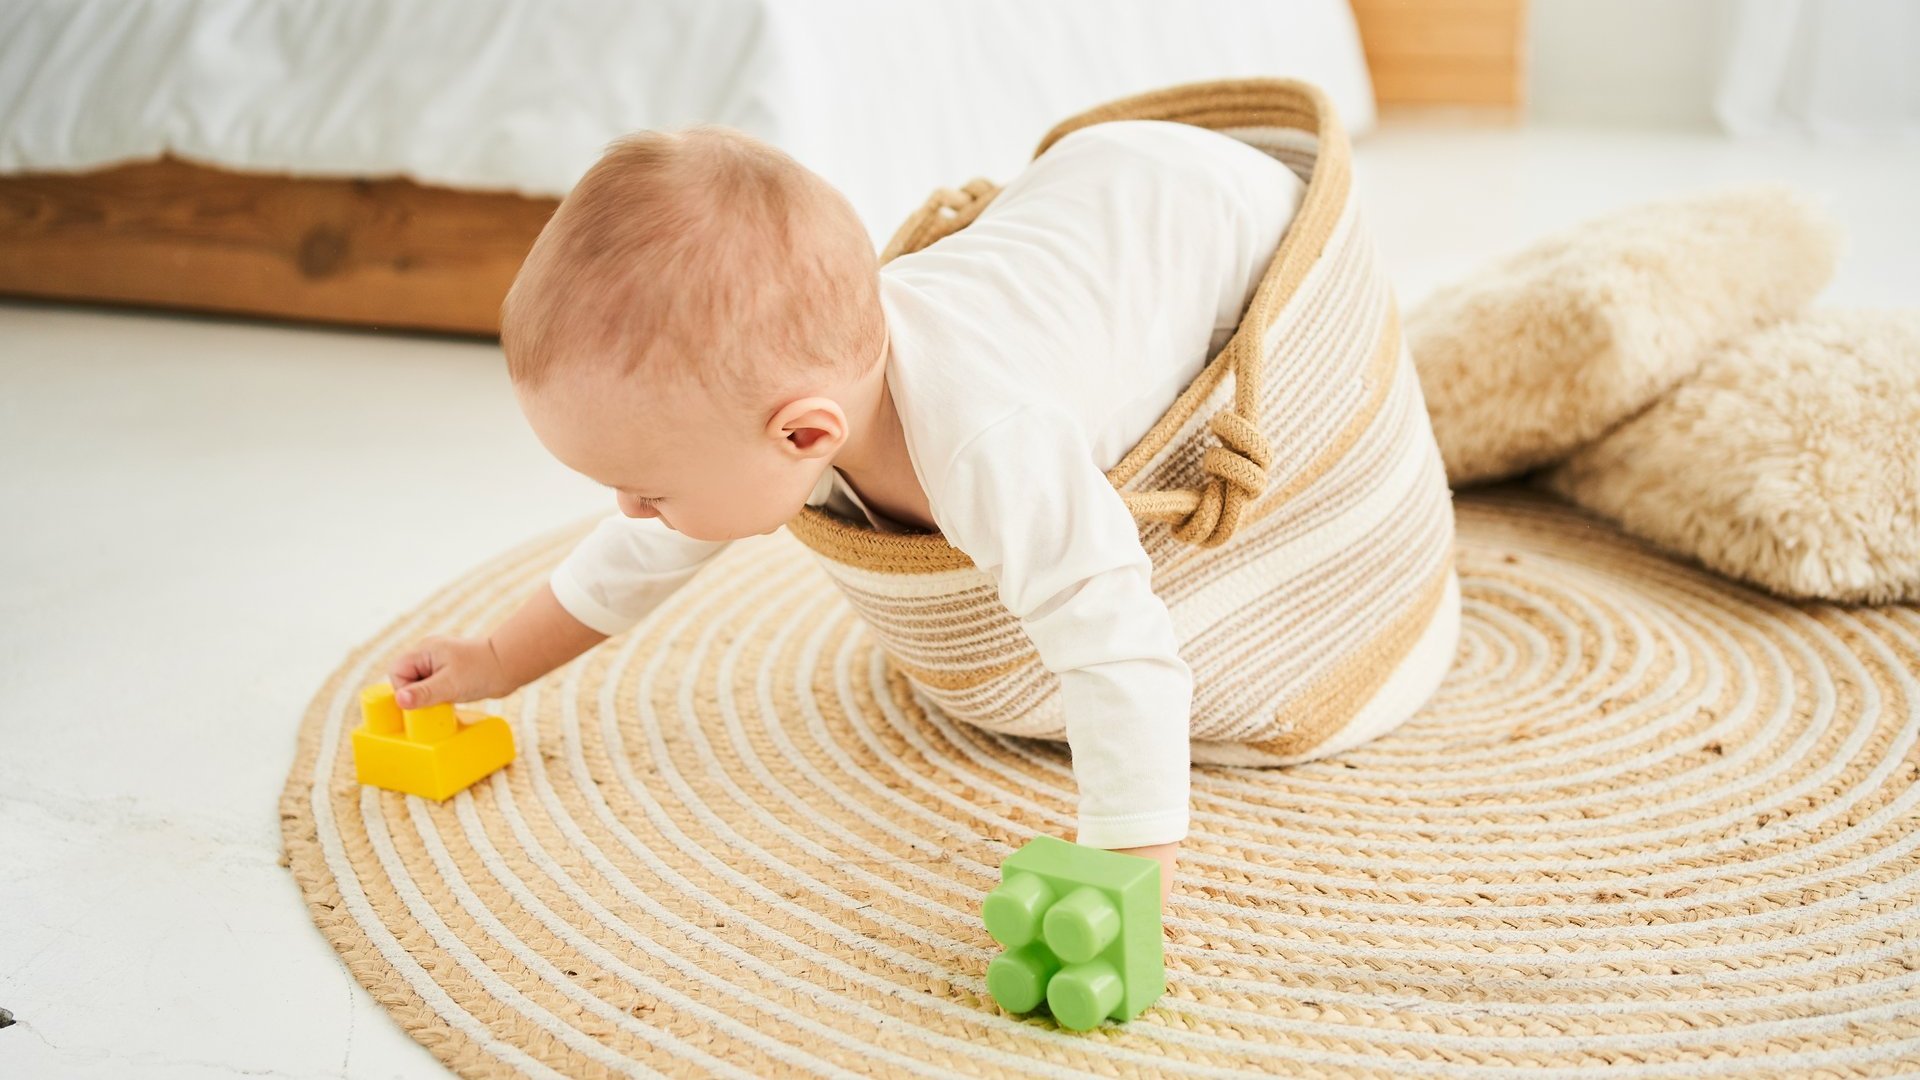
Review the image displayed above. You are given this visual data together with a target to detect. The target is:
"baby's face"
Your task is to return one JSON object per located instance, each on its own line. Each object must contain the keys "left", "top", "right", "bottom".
{"left": 519, "top": 370, "right": 829, "bottom": 543}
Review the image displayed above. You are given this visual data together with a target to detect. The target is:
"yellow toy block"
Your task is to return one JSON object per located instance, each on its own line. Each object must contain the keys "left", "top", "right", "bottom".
{"left": 352, "top": 682, "right": 515, "bottom": 800}
{"left": 403, "top": 701, "right": 458, "bottom": 742}
{"left": 359, "top": 684, "right": 404, "bottom": 734}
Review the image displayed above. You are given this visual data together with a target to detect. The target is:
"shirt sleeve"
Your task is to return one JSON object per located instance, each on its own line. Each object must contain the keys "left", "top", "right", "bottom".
{"left": 932, "top": 405, "right": 1193, "bottom": 850}
{"left": 549, "top": 514, "right": 731, "bottom": 637}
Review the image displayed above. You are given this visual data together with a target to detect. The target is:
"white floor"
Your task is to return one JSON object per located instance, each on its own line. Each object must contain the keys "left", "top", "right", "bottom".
{"left": 4, "top": 121, "right": 1917, "bottom": 1078}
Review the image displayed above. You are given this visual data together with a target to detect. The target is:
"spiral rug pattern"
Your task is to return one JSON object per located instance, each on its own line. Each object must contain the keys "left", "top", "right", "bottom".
{"left": 281, "top": 487, "right": 1920, "bottom": 1078}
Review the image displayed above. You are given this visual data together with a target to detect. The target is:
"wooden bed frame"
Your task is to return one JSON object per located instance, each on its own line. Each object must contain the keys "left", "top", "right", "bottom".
{"left": 0, "top": 1, "right": 1526, "bottom": 337}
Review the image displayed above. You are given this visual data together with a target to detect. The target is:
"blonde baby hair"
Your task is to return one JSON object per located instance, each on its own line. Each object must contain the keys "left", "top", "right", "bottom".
{"left": 501, "top": 125, "right": 884, "bottom": 408}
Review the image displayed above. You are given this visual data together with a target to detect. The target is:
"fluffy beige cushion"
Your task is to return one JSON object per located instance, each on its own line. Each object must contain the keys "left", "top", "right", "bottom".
{"left": 1407, "top": 188, "right": 1841, "bottom": 486}
{"left": 1540, "top": 309, "right": 1920, "bottom": 604}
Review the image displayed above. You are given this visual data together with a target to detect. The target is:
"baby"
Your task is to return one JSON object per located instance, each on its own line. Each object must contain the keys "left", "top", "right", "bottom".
{"left": 389, "top": 120, "right": 1306, "bottom": 900}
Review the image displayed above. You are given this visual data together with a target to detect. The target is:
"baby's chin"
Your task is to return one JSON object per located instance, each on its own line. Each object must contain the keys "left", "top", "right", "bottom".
{"left": 658, "top": 490, "right": 815, "bottom": 542}
{"left": 672, "top": 511, "right": 800, "bottom": 543}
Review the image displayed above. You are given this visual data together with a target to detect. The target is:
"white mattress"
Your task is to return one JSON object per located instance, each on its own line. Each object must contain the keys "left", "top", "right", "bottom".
{"left": 0, "top": 0, "right": 1375, "bottom": 241}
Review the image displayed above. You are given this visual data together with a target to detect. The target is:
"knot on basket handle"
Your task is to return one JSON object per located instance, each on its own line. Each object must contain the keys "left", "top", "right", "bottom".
{"left": 1173, "top": 409, "right": 1273, "bottom": 548}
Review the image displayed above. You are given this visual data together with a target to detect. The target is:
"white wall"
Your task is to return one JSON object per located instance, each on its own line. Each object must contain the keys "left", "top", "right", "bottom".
{"left": 1527, "top": 0, "right": 1734, "bottom": 128}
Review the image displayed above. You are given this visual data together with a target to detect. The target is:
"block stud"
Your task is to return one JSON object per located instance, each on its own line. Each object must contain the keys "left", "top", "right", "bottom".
{"left": 985, "top": 942, "right": 1059, "bottom": 1014}
{"left": 1047, "top": 959, "right": 1124, "bottom": 1031}
{"left": 360, "top": 683, "right": 404, "bottom": 735}
{"left": 403, "top": 702, "right": 459, "bottom": 743}
{"left": 982, "top": 871, "right": 1054, "bottom": 948}
{"left": 1043, "top": 885, "right": 1121, "bottom": 964}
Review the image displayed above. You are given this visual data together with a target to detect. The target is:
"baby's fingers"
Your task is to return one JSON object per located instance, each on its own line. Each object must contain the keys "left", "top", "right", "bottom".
{"left": 394, "top": 670, "right": 456, "bottom": 710}
{"left": 388, "top": 647, "right": 438, "bottom": 689}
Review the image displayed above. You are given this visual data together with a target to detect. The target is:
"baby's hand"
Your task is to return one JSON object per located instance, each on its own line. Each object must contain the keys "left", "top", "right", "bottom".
{"left": 388, "top": 635, "right": 511, "bottom": 710}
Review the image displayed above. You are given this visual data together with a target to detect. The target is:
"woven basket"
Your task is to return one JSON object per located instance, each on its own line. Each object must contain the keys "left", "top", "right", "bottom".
{"left": 785, "top": 79, "right": 1458, "bottom": 760}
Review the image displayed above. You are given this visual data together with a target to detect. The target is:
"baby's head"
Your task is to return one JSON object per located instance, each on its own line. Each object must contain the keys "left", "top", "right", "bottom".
{"left": 503, "top": 126, "right": 885, "bottom": 542}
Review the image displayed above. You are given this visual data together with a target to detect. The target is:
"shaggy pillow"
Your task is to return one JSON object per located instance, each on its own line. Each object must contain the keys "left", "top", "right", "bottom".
{"left": 1407, "top": 187, "right": 1841, "bottom": 486}
{"left": 1540, "top": 309, "right": 1920, "bottom": 605}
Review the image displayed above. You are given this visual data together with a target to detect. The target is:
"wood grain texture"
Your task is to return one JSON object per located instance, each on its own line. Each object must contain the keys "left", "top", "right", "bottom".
{"left": 1351, "top": 0, "right": 1529, "bottom": 109}
{"left": 0, "top": 157, "right": 557, "bottom": 335}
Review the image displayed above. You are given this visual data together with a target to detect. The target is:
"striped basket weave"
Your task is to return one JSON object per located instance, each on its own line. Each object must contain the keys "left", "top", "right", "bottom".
{"left": 785, "top": 79, "right": 1459, "bottom": 761}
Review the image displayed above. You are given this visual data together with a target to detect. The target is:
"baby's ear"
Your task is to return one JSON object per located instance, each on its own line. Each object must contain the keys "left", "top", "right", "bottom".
{"left": 768, "top": 397, "right": 847, "bottom": 459}
{"left": 787, "top": 427, "right": 831, "bottom": 451}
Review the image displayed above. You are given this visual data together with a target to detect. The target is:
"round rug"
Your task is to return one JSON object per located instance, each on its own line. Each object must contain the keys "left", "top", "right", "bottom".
{"left": 282, "top": 487, "right": 1920, "bottom": 1078}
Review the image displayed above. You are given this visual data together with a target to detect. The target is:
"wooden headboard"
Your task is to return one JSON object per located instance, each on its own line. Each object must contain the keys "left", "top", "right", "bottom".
{"left": 1351, "top": 0, "right": 1527, "bottom": 109}
{"left": 0, "top": 1, "right": 1529, "bottom": 337}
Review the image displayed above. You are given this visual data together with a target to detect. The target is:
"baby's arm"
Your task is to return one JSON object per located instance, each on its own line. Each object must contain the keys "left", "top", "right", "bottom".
{"left": 390, "top": 514, "right": 729, "bottom": 708}
{"left": 935, "top": 405, "right": 1193, "bottom": 900}
{"left": 389, "top": 584, "right": 606, "bottom": 709}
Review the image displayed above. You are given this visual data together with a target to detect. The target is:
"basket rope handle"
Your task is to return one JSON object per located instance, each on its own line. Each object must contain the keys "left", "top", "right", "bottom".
{"left": 879, "top": 178, "right": 1002, "bottom": 262}
{"left": 878, "top": 171, "right": 1272, "bottom": 549}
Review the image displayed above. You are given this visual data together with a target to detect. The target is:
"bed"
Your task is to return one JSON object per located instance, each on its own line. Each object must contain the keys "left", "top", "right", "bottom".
{"left": 0, "top": 0, "right": 1527, "bottom": 336}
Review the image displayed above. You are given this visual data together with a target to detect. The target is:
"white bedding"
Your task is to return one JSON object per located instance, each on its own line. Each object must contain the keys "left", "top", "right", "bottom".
{"left": 0, "top": 0, "right": 1374, "bottom": 240}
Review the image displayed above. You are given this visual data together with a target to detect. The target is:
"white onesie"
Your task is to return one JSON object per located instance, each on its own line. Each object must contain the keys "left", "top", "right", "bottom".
{"left": 551, "top": 119, "right": 1306, "bottom": 850}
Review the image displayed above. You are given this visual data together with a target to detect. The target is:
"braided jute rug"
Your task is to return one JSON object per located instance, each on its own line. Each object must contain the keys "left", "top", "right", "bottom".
{"left": 281, "top": 486, "right": 1920, "bottom": 1078}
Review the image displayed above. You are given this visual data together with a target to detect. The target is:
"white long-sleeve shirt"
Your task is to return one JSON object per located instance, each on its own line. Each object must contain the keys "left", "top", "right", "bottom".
{"left": 551, "top": 119, "right": 1305, "bottom": 849}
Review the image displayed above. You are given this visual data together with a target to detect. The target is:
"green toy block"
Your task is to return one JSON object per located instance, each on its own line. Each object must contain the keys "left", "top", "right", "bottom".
{"left": 980, "top": 834, "right": 1164, "bottom": 1030}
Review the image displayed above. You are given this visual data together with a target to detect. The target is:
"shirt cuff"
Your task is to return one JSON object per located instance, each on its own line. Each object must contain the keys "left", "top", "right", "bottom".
{"left": 1074, "top": 806, "right": 1189, "bottom": 850}
{"left": 548, "top": 564, "right": 641, "bottom": 638}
